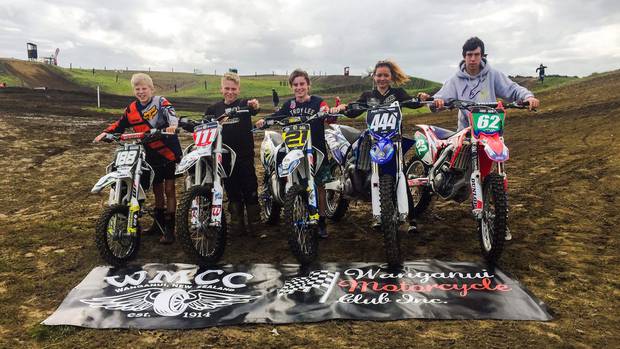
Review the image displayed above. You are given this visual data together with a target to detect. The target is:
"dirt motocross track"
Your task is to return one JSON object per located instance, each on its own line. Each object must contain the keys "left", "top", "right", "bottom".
{"left": 0, "top": 71, "right": 619, "bottom": 348}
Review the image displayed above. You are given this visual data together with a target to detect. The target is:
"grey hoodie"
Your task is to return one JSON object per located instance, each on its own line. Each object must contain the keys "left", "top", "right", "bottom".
{"left": 434, "top": 59, "right": 534, "bottom": 130}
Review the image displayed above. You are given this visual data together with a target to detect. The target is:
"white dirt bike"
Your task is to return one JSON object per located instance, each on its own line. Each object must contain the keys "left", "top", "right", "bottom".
{"left": 257, "top": 112, "right": 338, "bottom": 265}
{"left": 175, "top": 109, "right": 244, "bottom": 266}
{"left": 92, "top": 129, "right": 175, "bottom": 266}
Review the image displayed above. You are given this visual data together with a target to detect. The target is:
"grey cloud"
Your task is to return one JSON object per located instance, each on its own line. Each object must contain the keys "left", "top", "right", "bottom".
{"left": 1, "top": 0, "right": 619, "bottom": 82}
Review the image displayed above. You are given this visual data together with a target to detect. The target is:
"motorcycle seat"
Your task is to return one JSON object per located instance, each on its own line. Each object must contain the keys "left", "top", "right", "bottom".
{"left": 430, "top": 126, "right": 457, "bottom": 140}
{"left": 339, "top": 125, "right": 363, "bottom": 144}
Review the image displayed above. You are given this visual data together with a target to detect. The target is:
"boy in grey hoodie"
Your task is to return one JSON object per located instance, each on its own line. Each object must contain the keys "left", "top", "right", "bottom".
{"left": 430, "top": 37, "right": 540, "bottom": 130}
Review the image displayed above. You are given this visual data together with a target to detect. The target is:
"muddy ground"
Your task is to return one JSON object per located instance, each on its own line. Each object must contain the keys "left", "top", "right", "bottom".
{"left": 0, "top": 72, "right": 619, "bottom": 348}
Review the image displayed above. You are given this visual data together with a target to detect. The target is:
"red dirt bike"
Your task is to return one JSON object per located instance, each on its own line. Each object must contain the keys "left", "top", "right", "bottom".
{"left": 405, "top": 100, "right": 531, "bottom": 263}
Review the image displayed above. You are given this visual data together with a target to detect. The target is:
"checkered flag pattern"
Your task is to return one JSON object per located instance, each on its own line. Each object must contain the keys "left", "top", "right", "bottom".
{"left": 278, "top": 270, "right": 339, "bottom": 296}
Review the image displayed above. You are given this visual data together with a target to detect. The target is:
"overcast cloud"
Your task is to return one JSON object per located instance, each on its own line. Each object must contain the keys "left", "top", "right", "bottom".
{"left": 1, "top": 0, "right": 619, "bottom": 82}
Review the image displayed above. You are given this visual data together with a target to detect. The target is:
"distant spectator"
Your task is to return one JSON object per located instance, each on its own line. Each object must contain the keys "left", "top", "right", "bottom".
{"left": 536, "top": 63, "right": 548, "bottom": 83}
{"left": 271, "top": 88, "right": 279, "bottom": 107}
{"left": 0, "top": 82, "right": 6, "bottom": 88}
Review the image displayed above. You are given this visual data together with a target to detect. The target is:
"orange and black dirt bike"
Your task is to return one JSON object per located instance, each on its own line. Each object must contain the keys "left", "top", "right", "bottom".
{"left": 91, "top": 129, "right": 177, "bottom": 266}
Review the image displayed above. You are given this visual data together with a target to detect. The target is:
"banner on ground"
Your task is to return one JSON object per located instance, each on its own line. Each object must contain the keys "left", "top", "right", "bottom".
{"left": 43, "top": 260, "right": 552, "bottom": 329}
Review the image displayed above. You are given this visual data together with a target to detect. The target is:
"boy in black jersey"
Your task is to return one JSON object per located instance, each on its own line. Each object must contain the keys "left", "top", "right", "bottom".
{"left": 204, "top": 73, "right": 260, "bottom": 232}
{"left": 255, "top": 69, "right": 332, "bottom": 238}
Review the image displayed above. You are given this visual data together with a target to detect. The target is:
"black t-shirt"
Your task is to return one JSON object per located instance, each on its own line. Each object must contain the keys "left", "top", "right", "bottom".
{"left": 272, "top": 95, "right": 329, "bottom": 155}
{"left": 205, "top": 99, "right": 259, "bottom": 158}
{"left": 345, "top": 87, "right": 413, "bottom": 117}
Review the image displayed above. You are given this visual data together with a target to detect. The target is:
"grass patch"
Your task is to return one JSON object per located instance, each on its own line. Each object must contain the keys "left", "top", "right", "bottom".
{"left": 29, "top": 324, "right": 80, "bottom": 342}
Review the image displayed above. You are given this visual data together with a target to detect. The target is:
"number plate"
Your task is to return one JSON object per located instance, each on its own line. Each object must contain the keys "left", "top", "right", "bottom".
{"left": 472, "top": 112, "right": 505, "bottom": 135}
{"left": 115, "top": 146, "right": 140, "bottom": 167}
{"left": 193, "top": 122, "right": 218, "bottom": 147}
{"left": 283, "top": 124, "right": 309, "bottom": 150}
{"left": 366, "top": 107, "right": 401, "bottom": 136}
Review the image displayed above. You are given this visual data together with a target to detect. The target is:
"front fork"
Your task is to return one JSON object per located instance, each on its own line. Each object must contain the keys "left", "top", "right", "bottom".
{"left": 470, "top": 141, "right": 506, "bottom": 219}
{"left": 210, "top": 135, "right": 224, "bottom": 226}
{"left": 126, "top": 159, "right": 142, "bottom": 235}
{"left": 306, "top": 147, "right": 320, "bottom": 223}
{"left": 370, "top": 141, "right": 409, "bottom": 222}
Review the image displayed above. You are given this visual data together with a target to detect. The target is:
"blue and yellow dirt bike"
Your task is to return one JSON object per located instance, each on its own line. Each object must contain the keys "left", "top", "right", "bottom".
{"left": 324, "top": 99, "right": 429, "bottom": 267}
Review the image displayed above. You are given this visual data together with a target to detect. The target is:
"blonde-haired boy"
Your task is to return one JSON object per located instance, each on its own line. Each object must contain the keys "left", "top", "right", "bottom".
{"left": 94, "top": 73, "right": 182, "bottom": 244}
{"left": 204, "top": 73, "right": 261, "bottom": 232}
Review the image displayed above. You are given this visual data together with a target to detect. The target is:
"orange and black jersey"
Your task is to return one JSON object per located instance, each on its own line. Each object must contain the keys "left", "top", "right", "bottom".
{"left": 104, "top": 96, "right": 182, "bottom": 165}
{"left": 345, "top": 87, "right": 413, "bottom": 117}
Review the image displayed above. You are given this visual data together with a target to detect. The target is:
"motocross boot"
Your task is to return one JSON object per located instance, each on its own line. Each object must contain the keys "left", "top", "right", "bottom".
{"left": 245, "top": 203, "right": 262, "bottom": 233}
{"left": 144, "top": 208, "right": 165, "bottom": 236}
{"left": 318, "top": 216, "right": 328, "bottom": 239}
{"left": 407, "top": 219, "right": 418, "bottom": 234}
{"left": 228, "top": 202, "right": 245, "bottom": 234}
{"left": 159, "top": 212, "right": 175, "bottom": 244}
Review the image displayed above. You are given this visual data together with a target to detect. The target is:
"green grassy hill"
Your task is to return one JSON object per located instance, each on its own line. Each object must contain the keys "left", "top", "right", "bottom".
{"left": 0, "top": 58, "right": 441, "bottom": 100}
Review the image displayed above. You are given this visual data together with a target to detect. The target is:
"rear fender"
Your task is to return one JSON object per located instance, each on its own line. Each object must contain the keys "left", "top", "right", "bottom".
{"left": 325, "top": 126, "right": 350, "bottom": 165}
{"left": 413, "top": 130, "right": 434, "bottom": 165}
{"left": 261, "top": 131, "right": 280, "bottom": 168}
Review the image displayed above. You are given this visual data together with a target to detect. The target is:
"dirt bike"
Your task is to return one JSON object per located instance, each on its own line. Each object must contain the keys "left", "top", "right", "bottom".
{"left": 405, "top": 100, "right": 530, "bottom": 263}
{"left": 174, "top": 108, "right": 246, "bottom": 266}
{"left": 91, "top": 129, "right": 175, "bottom": 266}
{"left": 324, "top": 99, "right": 427, "bottom": 267}
{"left": 257, "top": 112, "right": 338, "bottom": 265}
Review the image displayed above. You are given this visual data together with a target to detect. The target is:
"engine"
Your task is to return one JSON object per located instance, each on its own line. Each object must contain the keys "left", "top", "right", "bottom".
{"left": 431, "top": 148, "right": 471, "bottom": 202}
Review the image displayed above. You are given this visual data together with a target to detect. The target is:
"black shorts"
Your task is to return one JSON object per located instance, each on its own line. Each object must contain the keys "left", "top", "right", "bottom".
{"left": 151, "top": 161, "right": 176, "bottom": 185}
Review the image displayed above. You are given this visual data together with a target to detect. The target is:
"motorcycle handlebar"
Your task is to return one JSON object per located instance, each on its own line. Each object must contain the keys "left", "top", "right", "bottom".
{"left": 348, "top": 98, "right": 431, "bottom": 111}
{"left": 444, "top": 100, "right": 531, "bottom": 110}
{"left": 259, "top": 111, "right": 342, "bottom": 130}
{"left": 99, "top": 129, "right": 178, "bottom": 143}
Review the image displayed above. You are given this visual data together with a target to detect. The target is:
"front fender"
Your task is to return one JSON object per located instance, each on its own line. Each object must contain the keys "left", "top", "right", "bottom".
{"left": 176, "top": 148, "right": 210, "bottom": 175}
{"left": 91, "top": 170, "right": 132, "bottom": 193}
{"left": 479, "top": 134, "right": 509, "bottom": 162}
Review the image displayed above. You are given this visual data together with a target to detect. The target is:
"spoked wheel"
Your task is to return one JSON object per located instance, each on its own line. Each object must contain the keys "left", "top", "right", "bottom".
{"left": 95, "top": 204, "right": 140, "bottom": 267}
{"left": 404, "top": 158, "right": 432, "bottom": 218}
{"left": 380, "top": 174, "right": 403, "bottom": 268}
{"left": 261, "top": 173, "right": 281, "bottom": 225}
{"left": 284, "top": 184, "right": 318, "bottom": 265}
{"left": 478, "top": 173, "right": 508, "bottom": 263}
{"left": 325, "top": 162, "right": 349, "bottom": 221}
{"left": 177, "top": 185, "right": 226, "bottom": 266}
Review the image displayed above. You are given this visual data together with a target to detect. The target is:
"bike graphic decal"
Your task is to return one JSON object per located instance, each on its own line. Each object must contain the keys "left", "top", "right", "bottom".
{"left": 283, "top": 124, "right": 309, "bottom": 150}
{"left": 366, "top": 107, "right": 401, "bottom": 136}
{"left": 115, "top": 149, "right": 138, "bottom": 167}
{"left": 472, "top": 112, "right": 504, "bottom": 135}
{"left": 194, "top": 124, "right": 218, "bottom": 148}
{"left": 82, "top": 287, "right": 258, "bottom": 317}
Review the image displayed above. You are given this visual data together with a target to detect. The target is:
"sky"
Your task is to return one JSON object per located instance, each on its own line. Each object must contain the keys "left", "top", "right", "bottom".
{"left": 1, "top": 0, "right": 619, "bottom": 82}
